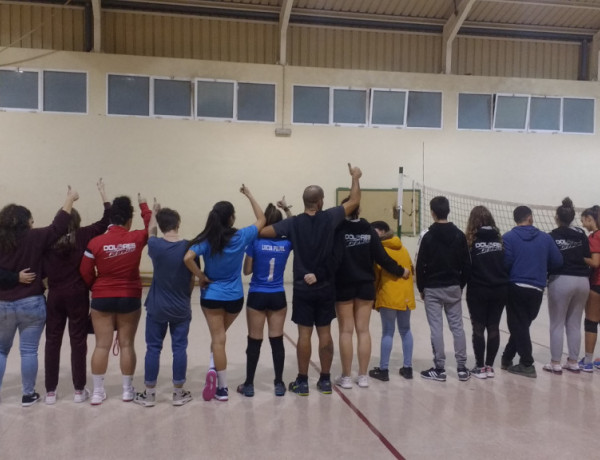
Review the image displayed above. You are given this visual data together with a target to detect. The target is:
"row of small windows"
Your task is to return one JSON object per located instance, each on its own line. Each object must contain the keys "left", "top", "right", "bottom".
{"left": 0, "top": 69, "right": 595, "bottom": 134}
{"left": 458, "top": 93, "right": 594, "bottom": 134}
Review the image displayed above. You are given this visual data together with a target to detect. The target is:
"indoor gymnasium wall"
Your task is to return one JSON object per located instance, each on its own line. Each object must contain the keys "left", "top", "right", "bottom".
{"left": 1, "top": 47, "right": 598, "bottom": 269}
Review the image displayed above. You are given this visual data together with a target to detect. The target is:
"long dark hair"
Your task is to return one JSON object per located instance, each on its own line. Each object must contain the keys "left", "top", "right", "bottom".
{"left": 582, "top": 205, "right": 600, "bottom": 230}
{"left": 188, "top": 201, "right": 236, "bottom": 254}
{"left": 264, "top": 203, "right": 282, "bottom": 226}
{"left": 0, "top": 204, "right": 32, "bottom": 252}
{"left": 466, "top": 205, "right": 501, "bottom": 248}
{"left": 52, "top": 208, "right": 81, "bottom": 252}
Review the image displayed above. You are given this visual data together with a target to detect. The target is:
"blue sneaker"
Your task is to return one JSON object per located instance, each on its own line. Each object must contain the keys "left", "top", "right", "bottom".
{"left": 214, "top": 387, "right": 229, "bottom": 401}
{"left": 578, "top": 358, "right": 593, "bottom": 373}
{"left": 594, "top": 358, "right": 600, "bottom": 370}
{"left": 274, "top": 381, "right": 286, "bottom": 397}
{"left": 316, "top": 379, "right": 332, "bottom": 394}
{"left": 288, "top": 378, "right": 309, "bottom": 396}
{"left": 236, "top": 383, "right": 254, "bottom": 398}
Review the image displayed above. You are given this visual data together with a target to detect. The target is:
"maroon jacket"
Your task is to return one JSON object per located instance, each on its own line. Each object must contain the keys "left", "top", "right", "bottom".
{"left": 0, "top": 210, "right": 71, "bottom": 301}
{"left": 44, "top": 202, "right": 111, "bottom": 293}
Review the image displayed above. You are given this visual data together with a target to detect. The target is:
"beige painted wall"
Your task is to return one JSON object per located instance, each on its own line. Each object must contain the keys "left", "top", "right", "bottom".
{"left": 1, "top": 48, "right": 599, "bottom": 271}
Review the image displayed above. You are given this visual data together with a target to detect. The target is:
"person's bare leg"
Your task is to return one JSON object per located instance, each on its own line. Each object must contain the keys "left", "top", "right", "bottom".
{"left": 354, "top": 299, "right": 373, "bottom": 376}
{"left": 335, "top": 300, "right": 354, "bottom": 376}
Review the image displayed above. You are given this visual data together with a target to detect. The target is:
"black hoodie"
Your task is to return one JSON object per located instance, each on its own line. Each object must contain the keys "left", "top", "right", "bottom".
{"left": 416, "top": 222, "right": 471, "bottom": 293}
{"left": 468, "top": 227, "right": 509, "bottom": 288}
{"left": 549, "top": 226, "right": 591, "bottom": 277}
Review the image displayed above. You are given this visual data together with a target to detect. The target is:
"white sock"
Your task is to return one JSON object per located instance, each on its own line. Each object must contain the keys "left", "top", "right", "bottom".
{"left": 122, "top": 375, "right": 133, "bottom": 390}
{"left": 173, "top": 387, "right": 183, "bottom": 396}
{"left": 209, "top": 352, "right": 215, "bottom": 370}
{"left": 146, "top": 387, "right": 156, "bottom": 395}
{"left": 92, "top": 374, "right": 105, "bottom": 393}
{"left": 217, "top": 370, "right": 227, "bottom": 389}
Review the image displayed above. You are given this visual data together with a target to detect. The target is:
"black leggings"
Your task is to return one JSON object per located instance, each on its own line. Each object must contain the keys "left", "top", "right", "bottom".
{"left": 466, "top": 285, "right": 507, "bottom": 368}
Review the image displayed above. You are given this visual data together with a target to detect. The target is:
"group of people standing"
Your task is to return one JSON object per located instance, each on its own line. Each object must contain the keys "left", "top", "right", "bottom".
{"left": 1, "top": 171, "right": 599, "bottom": 407}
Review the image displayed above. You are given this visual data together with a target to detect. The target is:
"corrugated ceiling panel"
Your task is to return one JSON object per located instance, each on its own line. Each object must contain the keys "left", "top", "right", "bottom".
{"left": 0, "top": 2, "right": 85, "bottom": 51}
{"left": 294, "top": 0, "right": 453, "bottom": 19}
{"left": 287, "top": 25, "right": 442, "bottom": 73}
{"left": 454, "top": 36, "right": 579, "bottom": 80}
{"left": 468, "top": 1, "right": 600, "bottom": 30}
{"left": 102, "top": 10, "right": 278, "bottom": 63}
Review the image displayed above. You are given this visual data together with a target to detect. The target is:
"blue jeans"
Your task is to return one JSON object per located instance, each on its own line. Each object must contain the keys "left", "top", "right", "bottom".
{"left": 0, "top": 295, "right": 47, "bottom": 395}
{"left": 144, "top": 314, "right": 190, "bottom": 386}
{"left": 379, "top": 307, "right": 413, "bottom": 369}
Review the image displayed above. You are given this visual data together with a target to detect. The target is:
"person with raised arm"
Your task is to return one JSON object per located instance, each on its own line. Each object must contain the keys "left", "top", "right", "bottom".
{"left": 43, "top": 178, "right": 111, "bottom": 405}
{"left": 184, "top": 185, "right": 265, "bottom": 402}
{"left": 80, "top": 193, "right": 151, "bottom": 405}
{"left": 0, "top": 185, "right": 79, "bottom": 406}
{"left": 134, "top": 200, "right": 194, "bottom": 407}
{"left": 259, "top": 163, "right": 362, "bottom": 396}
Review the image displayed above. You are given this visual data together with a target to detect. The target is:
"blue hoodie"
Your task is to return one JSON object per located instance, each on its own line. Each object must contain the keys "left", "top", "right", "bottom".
{"left": 503, "top": 225, "right": 563, "bottom": 289}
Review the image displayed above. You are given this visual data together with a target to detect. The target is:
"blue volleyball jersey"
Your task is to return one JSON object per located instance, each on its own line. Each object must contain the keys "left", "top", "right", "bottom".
{"left": 246, "top": 238, "right": 292, "bottom": 293}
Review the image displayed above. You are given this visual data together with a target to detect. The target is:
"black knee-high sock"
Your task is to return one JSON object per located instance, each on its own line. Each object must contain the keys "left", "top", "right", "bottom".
{"left": 245, "top": 337, "right": 262, "bottom": 385}
{"left": 269, "top": 335, "right": 285, "bottom": 384}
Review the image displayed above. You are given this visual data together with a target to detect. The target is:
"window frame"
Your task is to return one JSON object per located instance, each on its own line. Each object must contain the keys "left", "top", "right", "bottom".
{"left": 492, "top": 93, "right": 531, "bottom": 132}
{"left": 236, "top": 80, "right": 277, "bottom": 124}
{"left": 42, "top": 69, "right": 88, "bottom": 115}
{"left": 291, "top": 84, "right": 331, "bottom": 126}
{"left": 151, "top": 76, "right": 193, "bottom": 119}
{"left": 405, "top": 89, "right": 443, "bottom": 130}
{"left": 331, "top": 86, "right": 369, "bottom": 127}
{"left": 0, "top": 67, "right": 42, "bottom": 112}
{"left": 456, "top": 92, "right": 493, "bottom": 132}
{"left": 106, "top": 73, "right": 151, "bottom": 118}
{"left": 369, "top": 88, "right": 408, "bottom": 128}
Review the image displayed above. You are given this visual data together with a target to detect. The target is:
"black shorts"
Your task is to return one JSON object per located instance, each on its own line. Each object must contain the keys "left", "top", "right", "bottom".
{"left": 247, "top": 291, "right": 287, "bottom": 311}
{"left": 591, "top": 285, "right": 600, "bottom": 295}
{"left": 292, "top": 285, "right": 336, "bottom": 327}
{"left": 91, "top": 297, "right": 141, "bottom": 314}
{"left": 335, "top": 282, "right": 376, "bottom": 302}
{"left": 201, "top": 297, "right": 244, "bottom": 315}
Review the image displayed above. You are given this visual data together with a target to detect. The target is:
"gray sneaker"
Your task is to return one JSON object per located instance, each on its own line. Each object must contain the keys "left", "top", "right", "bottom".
{"left": 173, "top": 389, "right": 192, "bottom": 406}
{"left": 508, "top": 363, "right": 537, "bottom": 378}
{"left": 133, "top": 390, "right": 156, "bottom": 407}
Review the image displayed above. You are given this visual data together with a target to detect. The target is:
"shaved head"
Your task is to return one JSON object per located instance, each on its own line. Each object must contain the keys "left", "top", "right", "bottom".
{"left": 303, "top": 185, "right": 324, "bottom": 211}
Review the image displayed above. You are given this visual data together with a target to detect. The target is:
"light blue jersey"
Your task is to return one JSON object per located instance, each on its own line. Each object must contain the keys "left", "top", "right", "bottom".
{"left": 189, "top": 225, "right": 258, "bottom": 301}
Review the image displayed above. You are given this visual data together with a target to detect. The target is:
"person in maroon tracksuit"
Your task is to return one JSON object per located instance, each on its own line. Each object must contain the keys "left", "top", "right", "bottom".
{"left": 43, "top": 179, "right": 110, "bottom": 405}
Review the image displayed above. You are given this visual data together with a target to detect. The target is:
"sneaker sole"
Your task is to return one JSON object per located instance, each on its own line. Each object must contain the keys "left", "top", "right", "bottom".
{"left": 133, "top": 400, "right": 156, "bottom": 407}
{"left": 173, "top": 398, "right": 192, "bottom": 406}
{"left": 543, "top": 367, "right": 563, "bottom": 375}
{"left": 214, "top": 395, "right": 229, "bottom": 402}
{"left": 203, "top": 369, "right": 217, "bottom": 401}
{"left": 90, "top": 393, "right": 107, "bottom": 405}
{"left": 472, "top": 373, "right": 487, "bottom": 380}
{"left": 563, "top": 367, "right": 580, "bottom": 374}
{"left": 458, "top": 376, "right": 471, "bottom": 381}
{"left": 421, "top": 375, "right": 446, "bottom": 382}
{"left": 22, "top": 399, "right": 41, "bottom": 407}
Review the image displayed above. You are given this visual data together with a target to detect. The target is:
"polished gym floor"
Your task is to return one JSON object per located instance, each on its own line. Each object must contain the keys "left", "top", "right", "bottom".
{"left": 0, "top": 284, "right": 597, "bottom": 460}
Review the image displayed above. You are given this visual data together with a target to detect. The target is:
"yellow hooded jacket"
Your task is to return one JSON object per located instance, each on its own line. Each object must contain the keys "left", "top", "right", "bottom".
{"left": 374, "top": 235, "right": 416, "bottom": 311}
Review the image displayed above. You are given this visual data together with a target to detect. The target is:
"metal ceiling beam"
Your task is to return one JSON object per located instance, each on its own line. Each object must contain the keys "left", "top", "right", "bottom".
{"left": 442, "top": 0, "right": 478, "bottom": 74}
{"left": 279, "top": 0, "right": 293, "bottom": 65}
{"left": 92, "top": 0, "right": 102, "bottom": 52}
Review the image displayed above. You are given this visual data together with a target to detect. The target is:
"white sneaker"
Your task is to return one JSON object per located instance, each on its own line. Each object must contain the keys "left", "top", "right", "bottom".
{"left": 74, "top": 388, "right": 90, "bottom": 403}
{"left": 334, "top": 375, "right": 352, "bottom": 389}
{"left": 356, "top": 375, "right": 369, "bottom": 388}
{"left": 90, "top": 391, "right": 107, "bottom": 405}
{"left": 45, "top": 391, "right": 57, "bottom": 405}
{"left": 122, "top": 386, "right": 135, "bottom": 402}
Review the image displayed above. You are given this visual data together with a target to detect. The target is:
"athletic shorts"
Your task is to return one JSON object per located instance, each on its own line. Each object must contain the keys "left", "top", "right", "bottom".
{"left": 335, "top": 282, "right": 376, "bottom": 302}
{"left": 292, "top": 285, "right": 336, "bottom": 327}
{"left": 247, "top": 291, "right": 287, "bottom": 311}
{"left": 591, "top": 285, "right": 600, "bottom": 295}
{"left": 91, "top": 297, "right": 141, "bottom": 314}
{"left": 201, "top": 297, "right": 244, "bottom": 315}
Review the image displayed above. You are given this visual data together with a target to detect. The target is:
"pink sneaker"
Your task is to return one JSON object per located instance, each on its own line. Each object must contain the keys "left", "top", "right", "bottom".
{"left": 202, "top": 369, "right": 217, "bottom": 401}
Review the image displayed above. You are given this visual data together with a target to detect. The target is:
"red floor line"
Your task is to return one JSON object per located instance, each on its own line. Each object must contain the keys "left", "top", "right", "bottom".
{"left": 283, "top": 331, "right": 406, "bottom": 460}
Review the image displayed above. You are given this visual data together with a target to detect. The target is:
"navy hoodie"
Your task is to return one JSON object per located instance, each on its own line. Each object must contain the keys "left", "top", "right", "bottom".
{"left": 503, "top": 225, "right": 563, "bottom": 289}
{"left": 416, "top": 222, "right": 471, "bottom": 293}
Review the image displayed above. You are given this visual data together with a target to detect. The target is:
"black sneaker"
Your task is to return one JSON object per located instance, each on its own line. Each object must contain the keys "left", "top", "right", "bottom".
{"left": 369, "top": 367, "right": 389, "bottom": 381}
{"left": 501, "top": 358, "right": 512, "bottom": 370}
{"left": 457, "top": 367, "right": 471, "bottom": 381}
{"left": 399, "top": 367, "right": 413, "bottom": 380}
{"left": 420, "top": 367, "right": 446, "bottom": 382}
{"left": 22, "top": 392, "right": 41, "bottom": 407}
{"left": 316, "top": 379, "right": 332, "bottom": 394}
{"left": 288, "top": 379, "right": 309, "bottom": 396}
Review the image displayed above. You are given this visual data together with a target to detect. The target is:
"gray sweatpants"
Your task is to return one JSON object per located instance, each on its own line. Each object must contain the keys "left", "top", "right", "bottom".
{"left": 423, "top": 286, "right": 467, "bottom": 369}
{"left": 547, "top": 275, "right": 589, "bottom": 362}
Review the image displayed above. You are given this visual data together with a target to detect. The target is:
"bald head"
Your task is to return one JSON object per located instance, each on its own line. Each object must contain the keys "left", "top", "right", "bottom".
{"left": 303, "top": 185, "right": 324, "bottom": 211}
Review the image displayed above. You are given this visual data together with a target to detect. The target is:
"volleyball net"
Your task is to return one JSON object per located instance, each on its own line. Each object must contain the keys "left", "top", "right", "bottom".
{"left": 409, "top": 182, "right": 565, "bottom": 236}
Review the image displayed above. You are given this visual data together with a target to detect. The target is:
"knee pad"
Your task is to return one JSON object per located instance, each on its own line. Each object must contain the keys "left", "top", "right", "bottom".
{"left": 585, "top": 319, "right": 598, "bottom": 333}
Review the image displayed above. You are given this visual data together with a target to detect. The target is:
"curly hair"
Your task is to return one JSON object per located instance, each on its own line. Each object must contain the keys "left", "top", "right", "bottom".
{"left": 465, "top": 205, "right": 501, "bottom": 248}
{"left": 110, "top": 196, "right": 134, "bottom": 226}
